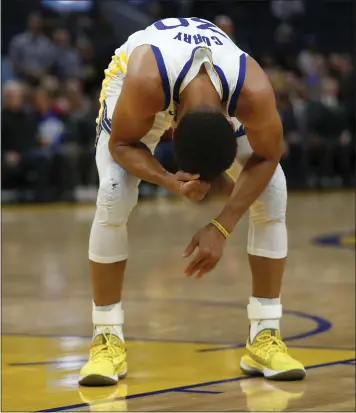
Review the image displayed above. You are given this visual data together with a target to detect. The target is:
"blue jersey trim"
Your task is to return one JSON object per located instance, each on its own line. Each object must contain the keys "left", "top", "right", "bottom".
{"left": 213, "top": 64, "right": 229, "bottom": 104}
{"left": 228, "top": 53, "right": 247, "bottom": 117}
{"left": 100, "top": 101, "right": 112, "bottom": 136}
{"left": 235, "top": 124, "right": 246, "bottom": 138}
{"left": 151, "top": 45, "right": 171, "bottom": 111}
{"left": 174, "top": 47, "right": 231, "bottom": 106}
{"left": 173, "top": 46, "right": 202, "bottom": 104}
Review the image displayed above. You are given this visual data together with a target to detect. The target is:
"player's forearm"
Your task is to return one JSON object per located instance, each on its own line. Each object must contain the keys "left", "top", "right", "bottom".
{"left": 109, "top": 143, "right": 179, "bottom": 193}
{"left": 215, "top": 154, "right": 279, "bottom": 232}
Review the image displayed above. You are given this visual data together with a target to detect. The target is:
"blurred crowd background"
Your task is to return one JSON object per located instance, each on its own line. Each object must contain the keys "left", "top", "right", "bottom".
{"left": 2, "top": 0, "right": 355, "bottom": 203}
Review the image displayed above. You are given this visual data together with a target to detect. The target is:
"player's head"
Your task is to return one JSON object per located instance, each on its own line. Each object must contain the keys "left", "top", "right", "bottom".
{"left": 173, "top": 109, "right": 237, "bottom": 181}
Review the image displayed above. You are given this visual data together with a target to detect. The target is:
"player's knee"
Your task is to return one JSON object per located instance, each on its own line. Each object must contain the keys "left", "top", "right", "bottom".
{"left": 96, "top": 175, "right": 139, "bottom": 227}
{"left": 249, "top": 165, "right": 287, "bottom": 225}
{"left": 95, "top": 203, "right": 127, "bottom": 228}
{"left": 89, "top": 202, "right": 129, "bottom": 264}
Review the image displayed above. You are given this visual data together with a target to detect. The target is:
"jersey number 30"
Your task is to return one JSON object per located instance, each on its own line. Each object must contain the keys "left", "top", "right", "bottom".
{"left": 154, "top": 17, "right": 227, "bottom": 39}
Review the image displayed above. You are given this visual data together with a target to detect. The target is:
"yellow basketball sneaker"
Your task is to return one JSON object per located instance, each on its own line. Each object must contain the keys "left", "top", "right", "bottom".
{"left": 79, "top": 328, "right": 127, "bottom": 386}
{"left": 240, "top": 329, "right": 306, "bottom": 381}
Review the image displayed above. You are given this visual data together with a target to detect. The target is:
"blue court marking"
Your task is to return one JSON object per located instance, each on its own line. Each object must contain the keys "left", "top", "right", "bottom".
{"left": 342, "top": 359, "right": 356, "bottom": 365}
{"left": 8, "top": 346, "right": 355, "bottom": 367}
{"left": 173, "top": 389, "right": 223, "bottom": 394}
{"left": 2, "top": 332, "right": 235, "bottom": 346}
{"left": 2, "top": 305, "right": 332, "bottom": 351}
{"left": 2, "top": 299, "right": 333, "bottom": 355}
{"left": 35, "top": 358, "right": 356, "bottom": 412}
{"left": 129, "top": 297, "right": 333, "bottom": 345}
{"left": 313, "top": 230, "right": 355, "bottom": 250}
{"left": 187, "top": 305, "right": 332, "bottom": 353}
{"left": 279, "top": 344, "right": 356, "bottom": 351}
{"left": 8, "top": 359, "right": 88, "bottom": 367}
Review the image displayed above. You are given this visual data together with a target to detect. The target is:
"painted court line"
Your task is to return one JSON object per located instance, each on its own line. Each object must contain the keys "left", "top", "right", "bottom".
{"left": 8, "top": 359, "right": 88, "bottom": 367}
{"left": 2, "top": 332, "right": 234, "bottom": 346}
{"left": 173, "top": 389, "right": 223, "bottom": 394}
{"left": 36, "top": 358, "right": 356, "bottom": 412}
{"left": 4, "top": 306, "right": 338, "bottom": 368}
{"left": 197, "top": 308, "right": 332, "bottom": 353}
{"left": 2, "top": 301, "right": 333, "bottom": 350}
{"left": 8, "top": 346, "right": 355, "bottom": 367}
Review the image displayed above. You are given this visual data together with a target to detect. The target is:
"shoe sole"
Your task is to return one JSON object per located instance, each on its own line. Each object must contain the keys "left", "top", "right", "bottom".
{"left": 79, "top": 368, "right": 128, "bottom": 387}
{"left": 240, "top": 359, "right": 306, "bottom": 381}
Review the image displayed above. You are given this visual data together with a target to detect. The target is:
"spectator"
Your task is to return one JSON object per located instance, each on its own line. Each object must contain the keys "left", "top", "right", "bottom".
{"left": 297, "top": 37, "right": 324, "bottom": 80}
{"left": 288, "top": 78, "right": 309, "bottom": 138}
{"left": 2, "top": 57, "right": 15, "bottom": 83}
{"left": 9, "top": 12, "right": 54, "bottom": 85}
{"left": 76, "top": 37, "right": 101, "bottom": 94}
{"left": 214, "top": 15, "right": 251, "bottom": 54}
{"left": 34, "top": 87, "right": 65, "bottom": 149}
{"left": 52, "top": 28, "right": 82, "bottom": 80}
{"left": 64, "top": 79, "right": 97, "bottom": 186}
{"left": 334, "top": 54, "right": 355, "bottom": 133}
{"left": 273, "top": 23, "right": 299, "bottom": 71}
{"left": 1, "top": 5, "right": 354, "bottom": 201}
{"left": 305, "top": 77, "right": 351, "bottom": 187}
{"left": 83, "top": 12, "right": 117, "bottom": 72}
{"left": 270, "top": 0, "right": 304, "bottom": 22}
{"left": 334, "top": 130, "right": 354, "bottom": 186}
{"left": 214, "top": 15, "right": 234, "bottom": 38}
{"left": 34, "top": 87, "right": 76, "bottom": 200}
{"left": 277, "top": 92, "right": 305, "bottom": 187}
{"left": 2, "top": 81, "right": 52, "bottom": 201}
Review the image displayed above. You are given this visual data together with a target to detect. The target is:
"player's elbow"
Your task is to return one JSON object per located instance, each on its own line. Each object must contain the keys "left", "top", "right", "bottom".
{"left": 108, "top": 135, "right": 124, "bottom": 161}
{"left": 275, "top": 119, "right": 284, "bottom": 161}
{"left": 267, "top": 113, "right": 283, "bottom": 163}
{"left": 275, "top": 139, "right": 283, "bottom": 163}
{"left": 108, "top": 136, "right": 116, "bottom": 158}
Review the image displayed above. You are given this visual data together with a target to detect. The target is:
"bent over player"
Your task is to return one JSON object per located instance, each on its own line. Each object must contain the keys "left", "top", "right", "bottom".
{"left": 79, "top": 17, "right": 306, "bottom": 386}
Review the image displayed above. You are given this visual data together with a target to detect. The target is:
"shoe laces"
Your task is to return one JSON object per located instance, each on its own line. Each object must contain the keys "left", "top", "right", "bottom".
{"left": 253, "top": 330, "right": 287, "bottom": 355}
{"left": 90, "top": 327, "right": 124, "bottom": 363}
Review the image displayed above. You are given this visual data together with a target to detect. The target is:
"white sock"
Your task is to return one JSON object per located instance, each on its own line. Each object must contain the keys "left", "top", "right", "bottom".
{"left": 92, "top": 301, "right": 125, "bottom": 343}
{"left": 248, "top": 296, "right": 282, "bottom": 342}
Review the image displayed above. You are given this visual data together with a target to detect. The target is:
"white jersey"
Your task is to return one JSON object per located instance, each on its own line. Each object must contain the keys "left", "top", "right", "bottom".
{"left": 97, "top": 17, "right": 247, "bottom": 151}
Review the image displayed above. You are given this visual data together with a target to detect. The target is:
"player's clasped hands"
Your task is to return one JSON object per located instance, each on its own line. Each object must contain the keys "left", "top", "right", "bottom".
{"left": 175, "top": 171, "right": 210, "bottom": 202}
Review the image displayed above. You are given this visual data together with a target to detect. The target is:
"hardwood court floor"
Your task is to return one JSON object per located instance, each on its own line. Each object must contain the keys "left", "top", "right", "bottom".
{"left": 2, "top": 192, "right": 355, "bottom": 412}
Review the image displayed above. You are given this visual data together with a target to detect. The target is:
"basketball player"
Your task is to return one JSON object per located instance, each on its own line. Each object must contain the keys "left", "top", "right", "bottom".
{"left": 79, "top": 17, "right": 306, "bottom": 386}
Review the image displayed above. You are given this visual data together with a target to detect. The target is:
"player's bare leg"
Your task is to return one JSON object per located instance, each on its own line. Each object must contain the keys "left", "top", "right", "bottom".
{"left": 90, "top": 261, "right": 126, "bottom": 306}
{"left": 249, "top": 255, "right": 285, "bottom": 298}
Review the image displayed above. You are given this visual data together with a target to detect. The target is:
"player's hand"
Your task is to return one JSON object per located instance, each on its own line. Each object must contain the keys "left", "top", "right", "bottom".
{"left": 175, "top": 171, "right": 210, "bottom": 202}
{"left": 183, "top": 224, "right": 226, "bottom": 279}
{"left": 180, "top": 180, "right": 210, "bottom": 201}
{"left": 175, "top": 171, "right": 200, "bottom": 182}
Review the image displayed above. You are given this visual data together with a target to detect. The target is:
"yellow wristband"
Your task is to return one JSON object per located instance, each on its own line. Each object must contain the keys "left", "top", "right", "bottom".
{"left": 210, "top": 219, "right": 230, "bottom": 239}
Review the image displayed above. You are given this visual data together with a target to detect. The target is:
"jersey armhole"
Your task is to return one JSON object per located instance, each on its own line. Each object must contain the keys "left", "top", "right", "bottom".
{"left": 151, "top": 45, "right": 171, "bottom": 111}
{"left": 228, "top": 53, "right": 247, "bottom": 117}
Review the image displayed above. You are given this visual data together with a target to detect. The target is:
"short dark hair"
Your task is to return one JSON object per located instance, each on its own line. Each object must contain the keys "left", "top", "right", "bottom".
{"left": 173, "top": 110, "right": 237, "bottom": 181}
